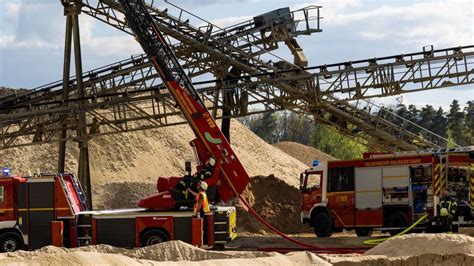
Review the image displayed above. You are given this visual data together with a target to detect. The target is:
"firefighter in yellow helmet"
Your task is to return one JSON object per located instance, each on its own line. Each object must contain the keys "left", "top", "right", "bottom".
{"left": 439, "top": 189, "right": 458, "bottom": 232}
{"left": 193, "top": 181, "right": 211, "bottom": 218}
{"left": 193, "top": 181, "right": 211, "bottom": 245}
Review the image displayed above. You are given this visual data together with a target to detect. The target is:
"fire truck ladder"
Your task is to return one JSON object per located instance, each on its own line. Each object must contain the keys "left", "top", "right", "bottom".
{"left": 116, "top": 0, "right": 249, "bottom": 201}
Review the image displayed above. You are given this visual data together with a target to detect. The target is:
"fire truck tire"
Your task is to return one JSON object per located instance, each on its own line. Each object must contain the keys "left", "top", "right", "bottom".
{"left": 0, "top": 232, "right": 24, "bottom": 252}
{"left": 313, "top": 212, "right": 333, "bottom": 237}
{"left": 355, "top": 228, "right": 373, "bottom": 237}
{"left": 141, "top": 229, "right": 169, "bottom": 247}
{"left": 388, "top": 211, "right": 408, "bottom": 236}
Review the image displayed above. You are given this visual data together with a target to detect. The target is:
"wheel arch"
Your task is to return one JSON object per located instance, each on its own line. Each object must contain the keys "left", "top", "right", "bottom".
{"left": 0, "top": 228, "right": 25, "bottom": 251}
{"left": 309, "top": 204, "right": 332, "bottom": 227}
{"left": 139, "top": 227, "right": 170, "bottom": 243}
{"left": 0, "top": 228, "right": 24, "bottom": 243}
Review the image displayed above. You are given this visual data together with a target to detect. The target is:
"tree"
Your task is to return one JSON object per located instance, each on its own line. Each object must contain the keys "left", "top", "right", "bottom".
{"left": 277, "top": 112, "right": 312, "bottom": 145}
{"left": 447, "top": 100, "right": 466, "bottom": 146}
{"left": 431, "top": 107, "right": 448, "bottom": 139}
{"left": 311, "top": 124, "right": 366, "bottom": 160}
{"left": 419, "top": 105, "right": 436, "bottom": 131}
{"left": 463, "top": 101, "right": 474, "bottom": 145}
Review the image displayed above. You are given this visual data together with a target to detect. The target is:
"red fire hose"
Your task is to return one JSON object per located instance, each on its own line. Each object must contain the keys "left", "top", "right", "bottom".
{"left": 238, "top": 195, "right": 369, "bottom": 254}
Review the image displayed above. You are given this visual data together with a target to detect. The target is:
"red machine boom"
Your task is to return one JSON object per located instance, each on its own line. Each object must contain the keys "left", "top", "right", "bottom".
{"left": 118, "top": 0, "right": 249, "bottom": 210}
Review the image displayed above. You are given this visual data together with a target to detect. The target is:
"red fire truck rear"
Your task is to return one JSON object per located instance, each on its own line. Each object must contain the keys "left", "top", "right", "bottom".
{"left": 300, "top": 146, "right": 474, "bottom": 237}
{"left": 0, "top": 173, "right": 236, "bottom": 252}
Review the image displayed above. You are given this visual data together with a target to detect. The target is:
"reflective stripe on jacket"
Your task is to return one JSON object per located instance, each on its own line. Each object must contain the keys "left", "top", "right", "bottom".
{"left": 440, "top": 198, "right": 458, "bottom": 215}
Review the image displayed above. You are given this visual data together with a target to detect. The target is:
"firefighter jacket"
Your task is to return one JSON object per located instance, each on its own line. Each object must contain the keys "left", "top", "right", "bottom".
{"left": 439, "top": 197, "right": 458, "bottom": 217}
{"left": 194, "top": 191, "right": 210, "bottom": 216}
{"left": 195, "top": 164, "right": 214, "bottom": 181}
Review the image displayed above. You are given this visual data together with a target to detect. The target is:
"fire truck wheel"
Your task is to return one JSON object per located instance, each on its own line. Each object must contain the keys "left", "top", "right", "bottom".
{"left": 355, "top": 228, "right": 373, "bottom": 237}
{"left": 388, "top": 211, "right": 408, "bottom": 236}
{"left": 0, "top": 232, "right": 24, "bottom": 252}
{"left": 313, "top": 212, "right": 333, "bottom": 237}
{"left": 141, "top": 230, "right": 169, "bottom": 247}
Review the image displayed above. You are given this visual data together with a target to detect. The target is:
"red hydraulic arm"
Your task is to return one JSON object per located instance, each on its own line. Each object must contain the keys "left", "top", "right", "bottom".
{"left": 117, "top": 0, "right": 249, "bottom": 209}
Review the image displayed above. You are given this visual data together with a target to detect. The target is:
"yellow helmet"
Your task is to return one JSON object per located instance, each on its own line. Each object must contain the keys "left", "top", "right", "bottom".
{"left": 200, "top": 181, "right": 208, "bottom": 191}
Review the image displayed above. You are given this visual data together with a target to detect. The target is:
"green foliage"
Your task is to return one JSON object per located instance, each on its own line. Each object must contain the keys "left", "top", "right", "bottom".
{"left": 239, "top": 100, "right": 472, "bottom": 160}
{"left": 310, "top": 124, "right": 367, "bottom": 160}
{"left": 239, "top": 111, "right": 366, "bottom": 159}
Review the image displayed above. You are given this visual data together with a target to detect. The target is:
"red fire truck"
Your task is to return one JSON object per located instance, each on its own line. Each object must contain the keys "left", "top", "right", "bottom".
{"left": 300, "top": 146, "right": 474, "bottom": 237}
{"left": 0, "top": 173, "right": 236, "bottom": 252}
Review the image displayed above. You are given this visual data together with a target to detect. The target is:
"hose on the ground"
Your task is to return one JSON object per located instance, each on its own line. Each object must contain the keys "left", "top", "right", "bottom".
{"left": 363, "top": 213, "right": 429, "bottom": 246}
{"left": 237, "top": 194, "right": 367, "bottom": 253}
{"left": 221, "top": 172, "right": 367, "bottom": 253}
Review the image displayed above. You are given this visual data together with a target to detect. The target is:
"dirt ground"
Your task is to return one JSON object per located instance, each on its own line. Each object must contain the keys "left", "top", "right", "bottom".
{"left": 229, "top": 232, "right": 383, "bottom": 250}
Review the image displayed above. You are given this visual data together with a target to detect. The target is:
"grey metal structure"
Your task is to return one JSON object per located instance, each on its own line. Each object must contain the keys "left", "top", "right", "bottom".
{"left": 0, "top": 0, "right": 472, "bottom": 206}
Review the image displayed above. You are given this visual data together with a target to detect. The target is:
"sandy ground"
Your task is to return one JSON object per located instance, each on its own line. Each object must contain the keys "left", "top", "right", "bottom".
{"left": 0, "top": 241, "right": 329, "bottom": 266}
{"left": 1, "top": 234, "right": 473, "bottom": 265}
{"left": 274, "top": 141, "right": 337, "bottom": 166}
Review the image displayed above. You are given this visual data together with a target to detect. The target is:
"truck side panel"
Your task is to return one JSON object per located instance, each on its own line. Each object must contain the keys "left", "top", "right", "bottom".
{"left": 27, "top": 181, "right": 55, "bottom": 250}
{"left": 95, "top": 218, "right": 135, "bottom": 247}
{"left": 173, "top": 217, "right": 192, "bottom": 244}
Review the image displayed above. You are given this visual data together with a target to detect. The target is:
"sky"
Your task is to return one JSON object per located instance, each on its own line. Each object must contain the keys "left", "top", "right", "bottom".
{"left": 0, "top": 0, "right": 472, "bottom": 110}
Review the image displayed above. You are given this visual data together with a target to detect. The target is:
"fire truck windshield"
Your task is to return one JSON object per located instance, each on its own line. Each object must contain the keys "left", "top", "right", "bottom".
{"left": 300, "top": 171, "right": 321, "bottom": 192}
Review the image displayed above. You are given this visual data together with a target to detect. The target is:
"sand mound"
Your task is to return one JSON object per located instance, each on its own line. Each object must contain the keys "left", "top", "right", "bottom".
{"left": 0, "top": 241, "right": 329, "bottom": 265}
{"left": 238, "top": 175, "right": 311, "bottom": 234}
{"left": 274, "top": 141, "right": 336, "bottom": 166}
{"left": 92, "top": 181, "right": 156, "bottom": 209}
{"left": 0, "top": 120, "right": 306, "bottom": 190}
{"left": 364, "top": 233, "right": 474, "bottom": 257}
{"left": 323, "top": 253, "right": 474, "bottom": 266}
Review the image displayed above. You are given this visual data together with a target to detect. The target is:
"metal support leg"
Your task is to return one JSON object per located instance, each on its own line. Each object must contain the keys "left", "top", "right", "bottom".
{"left": 72, "top": 12, "right": 92, "bottom": 210}
{"left": 58, "top": 14, "right": 73, "bottom": 173}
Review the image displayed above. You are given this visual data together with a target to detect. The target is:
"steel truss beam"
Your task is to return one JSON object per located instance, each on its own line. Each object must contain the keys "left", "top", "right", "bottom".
{"left": 1, "top": 1, "right": 470, "bottom": 151}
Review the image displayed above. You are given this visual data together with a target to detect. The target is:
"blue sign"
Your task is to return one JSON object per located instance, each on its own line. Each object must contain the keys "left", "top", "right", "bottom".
{"left": 312, "top": 160, "right": 320, "bottom": 167}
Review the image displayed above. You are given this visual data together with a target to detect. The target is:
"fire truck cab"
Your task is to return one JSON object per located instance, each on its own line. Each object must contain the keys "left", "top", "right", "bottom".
{"left": 300, "top": 146, "right": 474, "bottom": 237}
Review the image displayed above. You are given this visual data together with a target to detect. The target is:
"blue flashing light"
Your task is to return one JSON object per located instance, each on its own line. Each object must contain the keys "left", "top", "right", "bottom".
{"left": 2, "top": 168, "right": 11, "bottom": 176}
{"left": 312, "top": 160, "right": 320, "bottom": 167}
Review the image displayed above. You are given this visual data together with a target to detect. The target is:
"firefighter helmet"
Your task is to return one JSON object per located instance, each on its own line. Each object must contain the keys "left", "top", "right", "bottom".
{"left": 208, "top": 157, "right": 216, "bottom": 167}
{"left": 200, "top": 181, "right": 208, "bottom": 191}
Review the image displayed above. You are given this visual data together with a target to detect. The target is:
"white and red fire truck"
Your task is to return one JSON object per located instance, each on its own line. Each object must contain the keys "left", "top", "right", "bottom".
{"left": 300, "top": 146, "right": 474, "bottom": 237}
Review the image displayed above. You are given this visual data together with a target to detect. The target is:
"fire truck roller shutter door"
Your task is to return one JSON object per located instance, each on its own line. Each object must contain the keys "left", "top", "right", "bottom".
{"left": 355, "top": 167, "right": 383, "bottom": 227}
{"left": 27, "top": 179, "right": 55, "bottom": 250}
{"left": 382, "top": 166, "right": 410, "bottom": 188}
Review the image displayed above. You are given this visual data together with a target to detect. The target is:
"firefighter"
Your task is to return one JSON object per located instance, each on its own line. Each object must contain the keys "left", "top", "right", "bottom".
{"left": 195, "top": 157, "right": 217, "bottom": 181}
{"left": 174, "top": 157, "right": 216, "bottom": 201}
{"left": 193, "top": 181, "right": 210, "bottom": 218}
{"left": 439, "top": 189, "right": 458, "bottom": 232}
{"left": 174, "top": 174, "right": 198, "bottom": 201}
